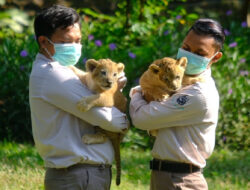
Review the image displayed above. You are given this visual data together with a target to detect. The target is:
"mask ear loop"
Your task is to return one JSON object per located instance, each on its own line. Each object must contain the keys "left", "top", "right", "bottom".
{"left": 43, "top": 38, "right": 55, "bottom": 61}
{"left": 206, "top": 52, "right": 219, "bottom": 69}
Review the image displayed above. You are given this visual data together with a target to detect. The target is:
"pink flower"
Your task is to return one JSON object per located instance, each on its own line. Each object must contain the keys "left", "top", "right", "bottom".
{"left": 229, "top": 42, "right": 237, "bottom": 48}
{"left": 88, "top": 35, "right": 94, "bottom": 41}
{"left": 95, "top": 40, "right": 102, "bottom": 47}
{"left": 239, "top": 70, "right": 249, "bottom": 76}
{"left": 109, "top": 43, "right": 117, "bottom": 50}
{"left": 228, "top": 89, "right": 232, "bottom": 94}
{"left": 241, "top": 21, "right": 247, "bottom": 28}
{"left": 239, "top": 58, "right": 246, "bottom": 63}
{"left": 128, "top": 52, "right": 136, "bottom": 59}
{"left": 176, "top": 15, "right": 182, "bottom": 19}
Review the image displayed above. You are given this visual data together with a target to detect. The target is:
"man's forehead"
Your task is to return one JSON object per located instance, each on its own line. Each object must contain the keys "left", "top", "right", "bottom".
{"left": 183, "top": 30, "right": 216, "bottom": 53}
{"left": 53, "top": 23, "right": 81, "bottom": 38}
{"left": 184, "top": 31, "right": 215, "bottom": 45}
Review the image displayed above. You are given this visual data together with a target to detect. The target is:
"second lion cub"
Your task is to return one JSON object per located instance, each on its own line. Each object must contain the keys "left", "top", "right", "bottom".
{"left": 70, "top": 58, "right": 127, "bottom": 186}
{"left": 139, "top": 57, "right": 204, "bottom": 136}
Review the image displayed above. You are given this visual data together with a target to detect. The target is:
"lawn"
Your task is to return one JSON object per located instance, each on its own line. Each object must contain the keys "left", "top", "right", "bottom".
{"left": 0, "top": 142, "right": 249, "bottom": 190}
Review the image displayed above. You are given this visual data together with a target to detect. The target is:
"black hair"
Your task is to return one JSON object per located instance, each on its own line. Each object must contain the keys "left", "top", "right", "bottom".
{"left": 188, "top": 18, "right": 225, "bottom": 50}
{"left": 34, "top": 4, "right": 80, "bottom": 43}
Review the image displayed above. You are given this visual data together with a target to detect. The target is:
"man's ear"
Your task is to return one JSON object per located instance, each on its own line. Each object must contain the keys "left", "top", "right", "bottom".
{"left": 149, "top": 64, "right": 160, "bottom": 74}
{"left": 208, "top": 52, "right": 223, "bottom": 68}
{"left": 38, "top": 36, "right": 49, "bottom": 49}
{"left": 117, "top": 63, "right": 125, "bottom": 73}
{"left": 177, "top": 57, "right": 187, "bottom": 68}
{"left": 86, "top": 59, "right": 99, "bottom": 72}
{"left": 212, "top": 52, "right": 223, "bottom": 63}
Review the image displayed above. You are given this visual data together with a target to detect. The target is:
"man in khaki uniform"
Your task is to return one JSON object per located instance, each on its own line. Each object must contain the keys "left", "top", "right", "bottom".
{"left": 130, "top": 18, "right": 225, "bottom": 190}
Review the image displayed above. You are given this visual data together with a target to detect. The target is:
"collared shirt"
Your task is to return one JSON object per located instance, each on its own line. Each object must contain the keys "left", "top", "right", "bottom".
{"left": 129, "top": 69, "right": 219, "bottom": 168}
{"left": 29, "top": 53, "right": 128, "bottom": 168}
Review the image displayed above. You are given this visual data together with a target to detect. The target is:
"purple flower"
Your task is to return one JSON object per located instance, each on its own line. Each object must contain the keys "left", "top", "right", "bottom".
{"left": 239, "top": 70, "right": 249, "bottom": 76}
{"left": 229, "top": 42, "right": 237, "bottom": 48}
{"left": 223, "top": 136, "right": 227, "bottom": 143}
{"left": 134, "top": 77, "right": 140, "bottom": 85}
{"left": 109, "top": 43, "right": 117, "bottom": 51}
{"left": 226, "top": 10, "right": 232, "bottom": 16}
{"left": 239, "top": 58, "right": 246, "bottom": 63}
{"left": 88, "top": 35, "right": 94, "bottom": 41}
{"left": 241, "top": 21, "right": 247, "bottom": 28}
{"left": 20, "top": 65, "right": 25, "bottom": 71}
{"left": 228, "top": 89, "right": 232, "bottom": 95}
{"left": 164, "top": 30, "right": 169, "bottom": 36}
{"left": 176, "top": 15, "right": 182, "bottom": 19}
{"left": 224, "top": 29, "right": 231, "bottom": 36}
{"left": 128, "top": 52, "right": 136, "bottom": 59}
{"left": 95, "top": 40, "right": 102, "bottom": 47}
{"left": 82, "top": 58, "right": 87, "bottom": 65}
{"left": 20, "top": 50, "right": 28, "bottom": 57}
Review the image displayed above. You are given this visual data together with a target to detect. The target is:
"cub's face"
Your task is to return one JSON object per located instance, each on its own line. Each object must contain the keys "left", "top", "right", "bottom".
{"left": 150, "top": 57, "right": 187, "bottom": 91}
{"left": 86, "top": 59, "right": 124, "bottom": 91}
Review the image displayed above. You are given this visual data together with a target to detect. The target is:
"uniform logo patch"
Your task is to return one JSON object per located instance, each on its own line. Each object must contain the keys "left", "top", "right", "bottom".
{"left": 176, "top": 95, "right": 189, "bottom": 105}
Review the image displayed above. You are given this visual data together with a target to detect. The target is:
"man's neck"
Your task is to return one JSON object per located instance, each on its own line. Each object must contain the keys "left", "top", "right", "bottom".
{"left": 39, "top": 49, "right": 53, "bottom": 60}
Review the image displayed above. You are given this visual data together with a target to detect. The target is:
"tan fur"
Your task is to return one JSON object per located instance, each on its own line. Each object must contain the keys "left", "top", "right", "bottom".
{"left": 139, "top": 57, "right": 204, "bottom": 136}
{"left": 70, "top": 59, "right": 127, "bottom": 186}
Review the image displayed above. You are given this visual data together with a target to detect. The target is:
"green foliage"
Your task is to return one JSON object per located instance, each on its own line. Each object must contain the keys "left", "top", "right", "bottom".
{"left": 0, "top": 0, "right": 249, "bottom": 150}
{"left": 0, "top": 32, "right": 38, "bottom": 142}
{"left": 0, "top": 8, "right": 30, "bottom": 35}
{"left": 213, "top": 21, "right": 250, "bottom": 150}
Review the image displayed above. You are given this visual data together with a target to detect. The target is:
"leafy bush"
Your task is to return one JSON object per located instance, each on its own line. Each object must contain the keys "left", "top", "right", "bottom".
{"left": 0, "top": 31, "right": 38, "bottom": 142}
{"left": 0, "top": 1, "right": 249, "bottom": 150}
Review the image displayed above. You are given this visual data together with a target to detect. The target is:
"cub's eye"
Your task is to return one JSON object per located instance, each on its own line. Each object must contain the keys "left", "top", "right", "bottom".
{"left": 113, "top": 73, "right": 117, "bottom": 77}
{"left": 101, "top": 70, "right": 106, "bottom": 76}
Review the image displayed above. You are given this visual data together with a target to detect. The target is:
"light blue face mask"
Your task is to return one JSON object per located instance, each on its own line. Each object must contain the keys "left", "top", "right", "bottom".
{"left": 177, "top": 48, "right": 218, "bottom": 75}
{"left": 46, "top": 38, "right": 82, "bottom": 66}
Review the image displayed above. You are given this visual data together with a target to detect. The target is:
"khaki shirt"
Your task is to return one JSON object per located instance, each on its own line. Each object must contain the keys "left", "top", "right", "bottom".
{"left": 29, "top": 53, "right": 128, "bottom": 168}
{"left": 129, "top": 69, "right": 219, "bottom": 168}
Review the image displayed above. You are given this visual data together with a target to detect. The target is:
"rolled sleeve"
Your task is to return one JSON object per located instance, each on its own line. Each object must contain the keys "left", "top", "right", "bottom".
{"left": 41, "top": 65, "right": 128, "bottom": 132}
{"left": 129, "top": 86, "right": 207, "bottom": 130}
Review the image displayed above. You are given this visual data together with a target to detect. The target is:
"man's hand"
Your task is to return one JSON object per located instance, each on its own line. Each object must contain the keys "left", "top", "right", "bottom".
{"left": 129, "top": 86, "right": 142, "bottom": 97}
{"left": 118, "top": 72, "right": 127, "bottom": 90}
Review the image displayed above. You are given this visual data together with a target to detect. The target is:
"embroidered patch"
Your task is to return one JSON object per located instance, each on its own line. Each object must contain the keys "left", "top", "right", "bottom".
{"left": 176, "top": 95, "right": 189, "bottom": 105}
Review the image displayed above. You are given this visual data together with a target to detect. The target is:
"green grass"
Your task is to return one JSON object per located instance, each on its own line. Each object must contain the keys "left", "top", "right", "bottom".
{"left": 0, "top": 142, "right": 249, "bottom": 190}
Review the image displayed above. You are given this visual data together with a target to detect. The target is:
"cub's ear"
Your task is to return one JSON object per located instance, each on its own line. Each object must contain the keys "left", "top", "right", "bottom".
{"left": 149, "top": 64, "right": 160, "bottom": 74}
{"left": 177, "top": 57, "right": 187, "bottom": 68}
{"left": 86, "top": 59, "right": 99, "bottom": 72}
{"left": 117, "top": 63, "right": 125, "bottom": 73}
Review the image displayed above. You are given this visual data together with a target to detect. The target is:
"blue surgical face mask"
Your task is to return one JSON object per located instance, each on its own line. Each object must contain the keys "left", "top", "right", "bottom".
{"left": 46, "top": 38, "right": 82, "bottom": 66}
{"left": 177, "top": 48, "right": 218, "bottom": 75}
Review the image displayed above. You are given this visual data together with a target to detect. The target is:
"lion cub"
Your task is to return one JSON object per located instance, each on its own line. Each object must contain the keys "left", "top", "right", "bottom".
{"left": 70, "top": 59, "right": 127, "bottom": 186}
{"left": 139, "top": 57, "right": 204, "bottom": 136}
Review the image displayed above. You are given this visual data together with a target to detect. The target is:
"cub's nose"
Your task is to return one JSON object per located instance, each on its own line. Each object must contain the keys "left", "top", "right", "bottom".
{"left": 106, "top": 80, "right": 113, "bottom": 86}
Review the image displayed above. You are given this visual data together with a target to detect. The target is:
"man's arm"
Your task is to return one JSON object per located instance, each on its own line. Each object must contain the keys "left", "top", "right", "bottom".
{"left": 129, "top": 86, "right": 207, "bottom": 130}
{"left": 41, "top": 66, "right": 128, "bottom": 132}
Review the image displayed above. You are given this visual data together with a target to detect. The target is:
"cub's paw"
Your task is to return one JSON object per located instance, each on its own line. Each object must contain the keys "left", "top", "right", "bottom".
{"left": 77, "top": 97, "right": 92, "bottom": 112}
